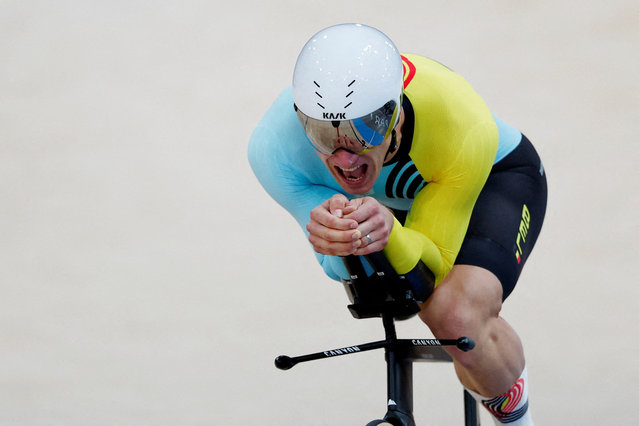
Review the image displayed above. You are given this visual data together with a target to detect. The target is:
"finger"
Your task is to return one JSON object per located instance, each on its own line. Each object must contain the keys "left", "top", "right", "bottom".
{"left": 356, "top": 231, "right": 379, "bottom": 252}
{"left": 348, "top": 199, "right": 395, "bottom": 237}
{"left": 328, "top": 194, "right": 349, "bottom": 218}
{"left": 362, "top": 232, "right": 374, "bottom": 247}
{"left": 308, "top": 232, "right": 362, "bottom": 256}
{"left": 343, "top": 197, "right": 377, "bottom": 223}
{"left": 310, "top": 239, "right": 361, "bottom": 256}
{"left": 353, "top": 235, "right": 388, "bottom": 256}
{"left": 354, "top": 216, "right": 393, "bottom": 253}
{"left": 342, "top": 198, "right": 362, "bottom": 216}
{"left": 310, "top": 206, "right": 358, "bottom": 231}
{"left": 307, "top": 221, "right": 361, "bottom": 243}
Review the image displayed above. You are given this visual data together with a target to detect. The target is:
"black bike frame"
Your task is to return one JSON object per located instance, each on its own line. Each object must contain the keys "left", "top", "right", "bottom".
{"left": 274, "top": 254, "right": 480, "bottom": 425}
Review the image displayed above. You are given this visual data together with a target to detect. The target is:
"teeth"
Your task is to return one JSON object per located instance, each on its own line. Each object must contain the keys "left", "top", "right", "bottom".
{"left": 339, "top": 165, "right": 362, "bottom": 172}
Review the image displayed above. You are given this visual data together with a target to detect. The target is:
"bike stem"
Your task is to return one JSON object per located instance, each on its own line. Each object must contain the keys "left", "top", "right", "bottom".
{"left": 382, "top": 312, "right": 416, "bottom": 425}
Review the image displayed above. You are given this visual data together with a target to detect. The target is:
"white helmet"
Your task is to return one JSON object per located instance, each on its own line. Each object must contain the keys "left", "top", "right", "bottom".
{"left": 293, "top": 23, "right": 404, "bottom": 154}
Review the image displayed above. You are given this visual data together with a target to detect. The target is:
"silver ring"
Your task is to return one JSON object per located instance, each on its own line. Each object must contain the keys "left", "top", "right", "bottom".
{"left": 364, "top": 234, "right": 373, "bottom": 245}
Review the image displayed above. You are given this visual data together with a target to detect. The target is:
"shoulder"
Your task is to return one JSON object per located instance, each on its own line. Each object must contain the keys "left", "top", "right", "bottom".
{"left": 248, "top": 87, "right": 331, "bottom": 187}
{"left": 250, "top": 87, "right": 298, "bottom": 141}
{"left": 248, "top": 87, "right": 303, "bottom": 170}
{"left": 400, "top": 54, "right": 498, "bottom": 177}
{"left": 401, "top": 53, "right": 487, "bottom": 113}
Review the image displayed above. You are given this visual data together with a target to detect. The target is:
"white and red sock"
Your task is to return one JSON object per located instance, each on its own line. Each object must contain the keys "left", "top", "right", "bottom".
{"left": 467, "top": 366, "right": 533, "bottom": 425}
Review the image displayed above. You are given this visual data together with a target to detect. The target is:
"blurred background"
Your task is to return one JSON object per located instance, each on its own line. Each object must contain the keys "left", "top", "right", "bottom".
{"left": 1, "top": 0, "right": 637, "bottom": 424}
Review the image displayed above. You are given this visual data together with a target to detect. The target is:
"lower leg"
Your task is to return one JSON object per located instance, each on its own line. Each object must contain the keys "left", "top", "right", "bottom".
{"left": 419, "top": 265, "right": 534, "bottom": 424}
{"left": 453, "top": 315, "right": 525, "bottom": 397}
{"left": 455, "top": 318, "right": 533, "bottom": 425}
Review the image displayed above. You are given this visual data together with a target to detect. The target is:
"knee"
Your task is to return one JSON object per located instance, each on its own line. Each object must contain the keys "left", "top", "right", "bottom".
{"left": 419, "top": 266, "right": 502, "bottom": 335}
{"left": 419, "top": 296, "right": 482, "bottom": 369}
{"left": 419, "top": 285, "right": 479, "bottom": 340}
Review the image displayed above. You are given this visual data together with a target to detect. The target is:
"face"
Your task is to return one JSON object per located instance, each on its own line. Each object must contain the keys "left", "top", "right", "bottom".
{"left": 314, "top": 107, "right": 404, "bottom": 194}
{"left": 315, "top": 128, "right": 396, "bottom": 195}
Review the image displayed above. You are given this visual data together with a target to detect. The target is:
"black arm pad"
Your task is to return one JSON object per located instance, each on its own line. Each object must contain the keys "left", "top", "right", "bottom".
{"left": 399, "top": 260, "right": 435, "bottom": 302}
{"left": 365, "top": 253, "right": 435, "bottom": 303}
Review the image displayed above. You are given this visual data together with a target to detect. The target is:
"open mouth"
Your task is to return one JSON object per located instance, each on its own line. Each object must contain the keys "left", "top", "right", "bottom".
{"left": 335, "top": 164, "right": 368, "bottom": 183}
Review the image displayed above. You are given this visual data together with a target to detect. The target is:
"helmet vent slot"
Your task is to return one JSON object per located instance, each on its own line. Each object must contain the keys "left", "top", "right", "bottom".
{"left": 313, "top": 81, "right": 324, "bottom": 108}
{"left": 344, "top": 81, "right": 355, "bottom": 109}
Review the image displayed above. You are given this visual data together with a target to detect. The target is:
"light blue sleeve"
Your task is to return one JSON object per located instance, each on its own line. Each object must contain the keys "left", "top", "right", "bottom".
{"left": 247, "top": 88, "right": 353, "bottom": 281}
{"left": 493, "top": 115, "right": 523, "bottom": 163}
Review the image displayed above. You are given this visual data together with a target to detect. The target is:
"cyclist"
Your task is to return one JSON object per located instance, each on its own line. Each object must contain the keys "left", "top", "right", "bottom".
{"left": 248, "top": 23, "right": 546, "bottom": 425}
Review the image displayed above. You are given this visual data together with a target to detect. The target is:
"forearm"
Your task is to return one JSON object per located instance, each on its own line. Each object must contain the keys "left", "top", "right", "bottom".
{"left": 383, "top": 217, "right": 444, "bottom": 281}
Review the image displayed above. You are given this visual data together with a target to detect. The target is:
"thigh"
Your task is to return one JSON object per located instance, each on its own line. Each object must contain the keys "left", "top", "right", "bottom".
{"left": 455, "top": 135, "right": 548, "bottom": 300}
{"left": 418, "top": 264, "right": 505, "bottom": 348}
{"left": 420, "top": 264, "right": 503, "bottom": 323}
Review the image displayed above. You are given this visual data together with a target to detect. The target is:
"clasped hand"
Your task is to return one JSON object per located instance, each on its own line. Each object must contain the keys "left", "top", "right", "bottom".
{"left": 306, "top": 194, "right": 394, "bottom": 256}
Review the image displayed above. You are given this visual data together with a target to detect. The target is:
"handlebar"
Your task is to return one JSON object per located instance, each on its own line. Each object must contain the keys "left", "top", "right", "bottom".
{"left": 274, "top": 336, "right": 475, "bottom": 371}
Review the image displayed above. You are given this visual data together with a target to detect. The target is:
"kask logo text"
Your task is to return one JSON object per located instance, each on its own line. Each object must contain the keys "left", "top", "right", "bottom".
{"left": 322, "top": 112, "right": 346, "bottom": 120}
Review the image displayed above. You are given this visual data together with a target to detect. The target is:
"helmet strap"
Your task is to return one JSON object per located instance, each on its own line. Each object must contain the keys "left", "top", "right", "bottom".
{"left": 384, "top": 130, "right": 398, "bottom": 162}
